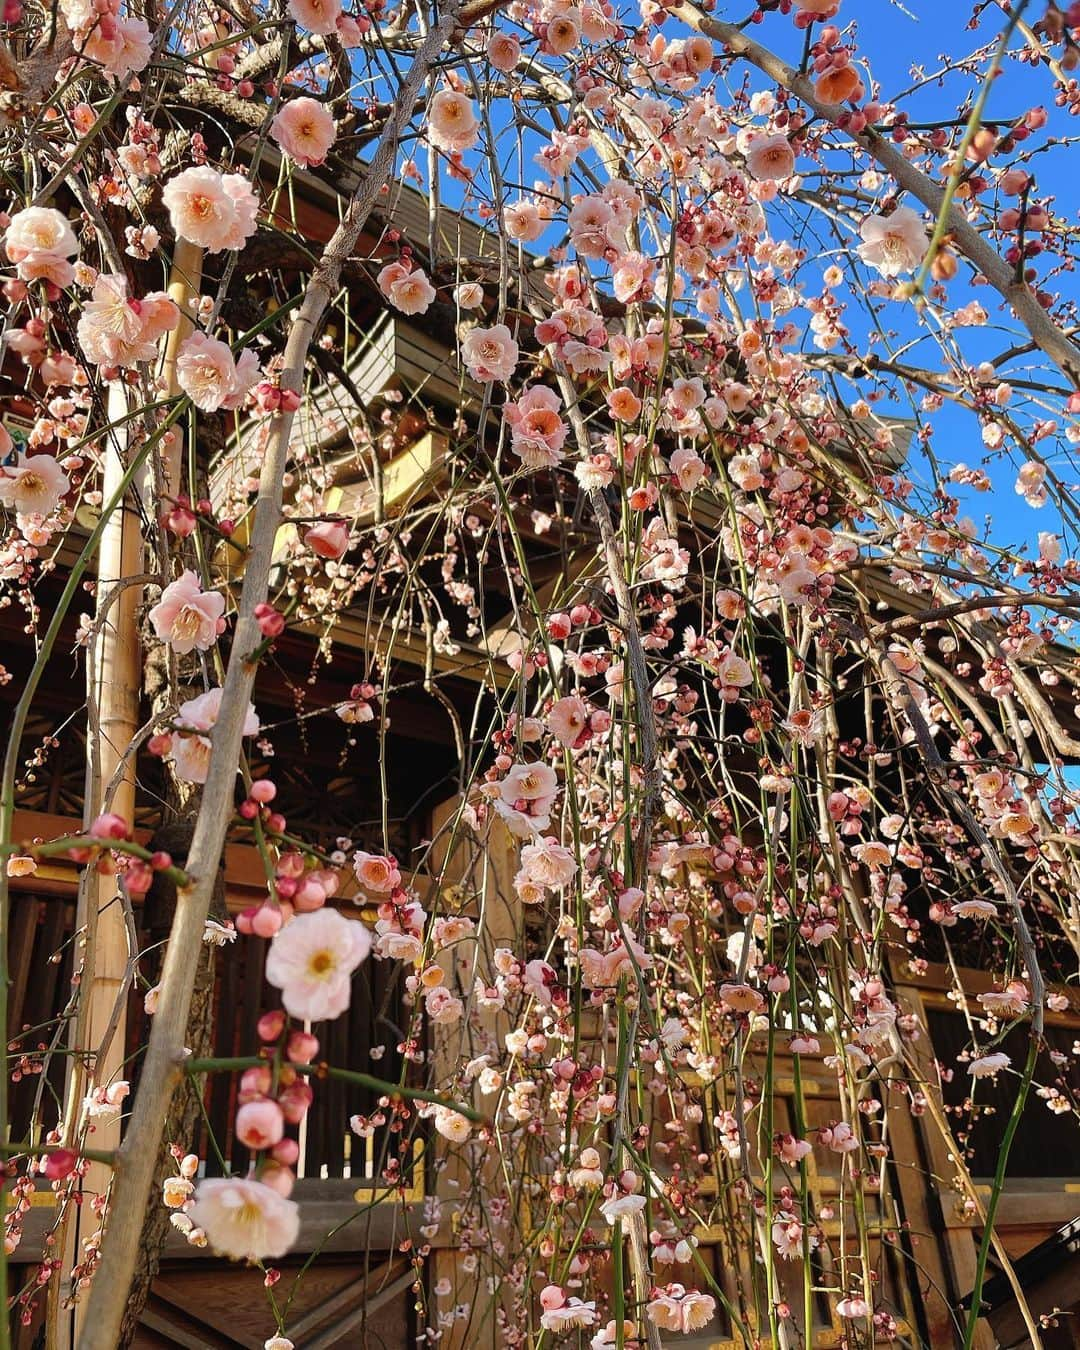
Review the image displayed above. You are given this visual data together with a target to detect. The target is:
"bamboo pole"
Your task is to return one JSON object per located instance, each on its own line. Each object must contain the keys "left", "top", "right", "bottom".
{"left": 56, "top": 380, "right": 144, "bottom": 1346}
{"left": 160, "top": 238, "right": 203, "bottom": 499}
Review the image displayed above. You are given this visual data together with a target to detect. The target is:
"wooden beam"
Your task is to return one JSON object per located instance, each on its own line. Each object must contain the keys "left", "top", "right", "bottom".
{"left": 478, "top": 544, "right": 596, "bottom": 661}
{"left": 217, "top": 431, "right": 450, "bottom": 583}
{"left": 12, "top": 1183, "right": 452, "bottom": 1262}
{"left": 301, "top": 1270, "right": 416, "bottom": 1350}
{"left": 283, "top": 1256, "right": 411, "bottom": 1343}
{"left": 295, "top": 609, "right": 512, "bottom": 690}
{"left": 325, "top": 431, "right": 448, "bottom": 527}
{"left": 138, "top": 1306, "right": 236, "bottom": 1350}
{"left": 7, "top": 809, "right": 418, "bottom": 913}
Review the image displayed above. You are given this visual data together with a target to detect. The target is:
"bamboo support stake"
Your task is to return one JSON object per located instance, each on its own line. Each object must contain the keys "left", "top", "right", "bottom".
{"left": 160, "top": 238, "right": 203, "bottom": 499}
{"left": 59, "top": 380, "right": 143, "bottom": 1344}
{"left": 51, "top": 237, "right": 205, "bottom": 1348}
{"left": 79, "top": 15, "right": 459, "bottom": 1345}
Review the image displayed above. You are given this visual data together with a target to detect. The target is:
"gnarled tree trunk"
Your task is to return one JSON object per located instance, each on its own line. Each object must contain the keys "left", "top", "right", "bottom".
{"left": 117, "top": 820, "right": 225, "bottom": 1349}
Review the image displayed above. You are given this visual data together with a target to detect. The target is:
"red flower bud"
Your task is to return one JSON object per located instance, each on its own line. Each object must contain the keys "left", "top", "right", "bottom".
{"left": 41, "top": 1150, "right": 76, "bottom": 1181}
{"left": 90, "top": 812, "right": 131, "bottom": 841}
{"left": 257, "top": 1010, "right": 287, "bottom": 1043}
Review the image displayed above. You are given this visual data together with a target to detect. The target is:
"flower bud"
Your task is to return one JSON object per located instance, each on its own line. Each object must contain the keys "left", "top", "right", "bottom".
{"left": 286, "top": 1031, "right": 319, "bottom": 1065}
{"left": 235, "top": 1098, "right": 285, "bottom": 1151}
{"left": 257, "top": 1010, "right": 287, "bottom": 1043}
{"left": 304, "top": 521, "right": 350, "bottom": 560}
{"left": 254, "top": 603, "right": 285, "bottom": 638}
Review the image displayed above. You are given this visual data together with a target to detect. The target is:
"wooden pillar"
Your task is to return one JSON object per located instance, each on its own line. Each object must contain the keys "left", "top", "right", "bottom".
{"left": 427, "top": 794, "right": 522, "bottom": 1350}
{"left": 880, "top": 1045, "right": 957, "bottom": 1345}
{"left": 891, "top": 977, "right": 996, "bottom": 1350}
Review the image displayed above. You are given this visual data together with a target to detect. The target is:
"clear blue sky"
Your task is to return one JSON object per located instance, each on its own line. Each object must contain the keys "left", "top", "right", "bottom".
{"left": 423, "top": 1, "right": 1078, "bottom": 559}
{"left": 765, "top": 0, "right": 1079, "bottom": 561}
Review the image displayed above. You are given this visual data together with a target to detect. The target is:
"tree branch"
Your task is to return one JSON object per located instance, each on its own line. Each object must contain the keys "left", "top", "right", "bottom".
{"left": 673, "top": 2, "right": 1080, "bottom": 387}
{"left": 78, "top": 12, "right": 461, "bottom": 1344}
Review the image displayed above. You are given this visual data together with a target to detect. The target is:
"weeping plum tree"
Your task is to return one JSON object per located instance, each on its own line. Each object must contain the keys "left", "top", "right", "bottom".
{"left": 1, "top": 0, "right": 1080, "bottom": 1345}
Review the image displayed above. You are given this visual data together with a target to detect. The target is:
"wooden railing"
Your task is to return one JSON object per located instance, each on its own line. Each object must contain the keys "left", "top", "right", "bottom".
{"left": 172, "top": 925, "right": 409, "bottom": 1181}
{"left": 4, "top": 877, "right": 410, "bottom": 1186}
{"left": 6, "top": 890, "right": 77, "bottom": 1148}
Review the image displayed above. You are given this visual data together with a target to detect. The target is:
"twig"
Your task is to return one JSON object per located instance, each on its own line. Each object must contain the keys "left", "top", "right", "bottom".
{"left": 672, "top": 2, "right": 1080, "bottom": 386}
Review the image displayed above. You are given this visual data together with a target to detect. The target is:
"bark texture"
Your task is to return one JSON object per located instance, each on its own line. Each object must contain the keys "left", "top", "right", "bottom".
{"left": 117, "top": 821, "right": 225, "bottom": 1349}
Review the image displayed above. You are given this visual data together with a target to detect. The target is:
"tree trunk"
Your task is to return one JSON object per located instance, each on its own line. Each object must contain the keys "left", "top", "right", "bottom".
{"left": 116, "top": 820, "right": 225, "bottom": 1349}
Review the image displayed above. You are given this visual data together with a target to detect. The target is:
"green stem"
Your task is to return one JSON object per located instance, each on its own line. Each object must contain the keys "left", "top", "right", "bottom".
{"left": 0, "top": 1144, "right": 116, "bottom": 1166}
{"left": 961, "top": 1037, "right": 1041, "bottom": 1350}
{"left": 912, "top": 0, "right": 1029, "bottom": 294}
{"left": 6, "top": 837, "right": 190, "bottom": 889}
{"left": 182, "top": 1056, "right": 485, "bottom": 1122}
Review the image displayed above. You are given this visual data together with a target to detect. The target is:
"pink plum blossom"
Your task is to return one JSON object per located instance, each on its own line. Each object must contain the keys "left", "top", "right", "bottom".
{"left": 176, "top": 332, "right": 260, "bottom": 412}
{"left": 487, "top": 31, "right": 520, "bottom": 71}
{"left": 540, "top": 1296, "right": 597, "bottom": 1332}
{"left": 0, "top": 452, "right": 69, "bottom": 517}
{"left": 304, "top": 521, "right": 350, "bottom": 559}
{"left": 79, "top": 15, "right": 152, "bottom": 79}
{"left": 264, "top": 908, "right": 372, "bottom": 1022}
{"left": 504, "top": 385, "right": 567, "bottom": 469}
{"left": 454, "top": 282, "right": 485, "bottom": 309}
{"left": 647, "top": 1286, "right": 717, "bottom": 1333}
{"left": 547, "top": 695, "right": 589, "bottom": 747}
{"left": 235, "top": 1099, "right": 285, "bottom": 1150}
{"left": 170, "top": 687, "right": 259, "bottom": 784}
{"left": 376, "top": 261, "right": 437, "bottom": 315}
{"left": 461, "top": 324, "right": 518, "bottom": 383}
{"left": 432, "top": 1106, "right": 472, "bottom": 1142}
{"left": 76, "top": 273, "right": 179, "bottom": 367}
{"left": 352, "top": 851, "right": 401, "bottom": 892}
{"left": 967, "top": 1052, "right": 1011, "bottom": 1079}
{"left": 288, "top": 0, "right": 341, "bottom": 35}
{"left": 514, "top": 837, "right": 577, "bottom": 894}
{"left": 857, "top": 205, "right": 928, "bottom": 277}
{"left": 271, "top": 97, "right": 337, "bottom": 167}
{"left": 4, "top": 207, "right": 79, "bottom": 287}
{"left": 745, "top": 133, "right": 795, "bottom": 182}
{"left": 427, "top": 89, "right": 480, "bottom": 153}
{"left": 162, "top": 167, "right": 259, "bottom": 253}
{"left": 148, "top": 571, "right": 226, "bottom": 654}
{"left": 491, "top": 761, "right": 559, "bottom": 837}
{"left": 187, "top": 1177, "right": 300, "bottom": 1262}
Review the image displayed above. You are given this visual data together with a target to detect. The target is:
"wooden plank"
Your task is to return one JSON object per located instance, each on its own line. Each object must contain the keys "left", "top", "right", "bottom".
{"left": 326, "top": 432, "right": 449, "bottom": 528}
{"left": 302, "top": 1270, "right": 415, "bottom": 1350}
{"left": 294, "top": 610, "right": 512, "bottom": 690}
{"left": 137, "top": 1307, "right": 224, "bottom": 1350}
{"left": 8, "top": 809, "right": 416, "bottom": 910}
{"left": 478, "top": 546, "right": 595, "bottom": 661}
{"left": 145, "top": 1283, "right": 263, "bottom": 1350}
{"left": 283, "top": 1256, "right": 409, "bottom": 1341}
{"left": 12, "top": 1186, "right": 447, "bottom": 1261}
{"left": 7, "top": 897, "right": 40, "bottom": 1033}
